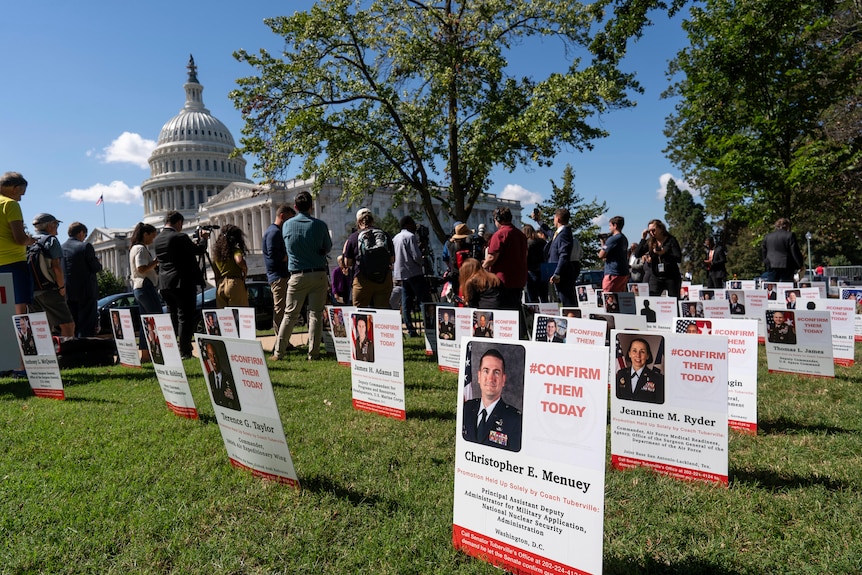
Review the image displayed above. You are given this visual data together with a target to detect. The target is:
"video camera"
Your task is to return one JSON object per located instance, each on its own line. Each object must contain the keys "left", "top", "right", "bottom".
{"left": 192, "top": 224, "right": 220, "bottom": 243}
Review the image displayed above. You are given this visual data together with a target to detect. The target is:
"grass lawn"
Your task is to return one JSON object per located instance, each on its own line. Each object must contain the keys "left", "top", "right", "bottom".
{"left": 0, "top": 340, "right": 860, "bottom": 574}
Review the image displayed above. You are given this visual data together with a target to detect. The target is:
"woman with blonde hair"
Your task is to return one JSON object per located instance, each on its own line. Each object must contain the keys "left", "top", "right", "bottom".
{"left": 458, "top": 258, "right": 503, "bottom": 308}
{"left": 212, "top": 224, "right": 249, "bottom": 308}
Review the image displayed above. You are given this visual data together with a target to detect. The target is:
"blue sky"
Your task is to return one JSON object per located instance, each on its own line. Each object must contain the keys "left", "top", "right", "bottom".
{"left": 2, "top": 1, "right": 694, "bottom": 240}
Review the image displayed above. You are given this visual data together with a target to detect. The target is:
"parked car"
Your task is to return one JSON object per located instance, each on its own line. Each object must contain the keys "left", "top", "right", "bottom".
{"left": 194, "top": 280, "right": 274, "bottom": 332}
{"left": 97, "top": 292, "right": 166, "bottom": 337}
{"left": 577, "top": 269, "right": 603, "bottom": 289}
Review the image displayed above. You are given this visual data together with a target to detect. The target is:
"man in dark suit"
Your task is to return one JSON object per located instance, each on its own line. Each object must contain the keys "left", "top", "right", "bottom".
{"left": 762, "top": 218, "right": 804, "bottom": 282}
{"left": 153, "top": 211, "right": 208, "bottom": 359}
{"left": 204, "top": 341, "right": 241, "bottom": 411}
{"left": 533, "top": 208, "right": 579, "bottom": 306}
{"left": 462, "top": 349, "right": 522, "bottom": 451}
{"left": 62, "top": 222, "right": 102, "bottom": 337}
{"left": 542, "top": 318, "right": 566, "bottom": 343}
{"left": 615, "top": 337, "right": 665, "bottom": 404}
{"left": 473, "top": 313, "right": 493, "bottom": 338}
{"left": 438, "top": 310, "right": 455, "bottom": 340}
{"left": 768, "top": 311, "right": 797, "bottom": 344}
{"left": 729, "top": 293, "right": 746, "bottom": 315}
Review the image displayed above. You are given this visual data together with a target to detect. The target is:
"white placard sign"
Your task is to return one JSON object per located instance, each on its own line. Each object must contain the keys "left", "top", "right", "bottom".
{"left": 676, "top": 319, "right": 758, "bottom": 434}
{"left": 806, "top": 299, "right": 855, "bottom": 367}
{"left": 112, "top": 309, "right": 141, "bottom": 368}
{"left": 13, "top": 313, "right": 64, "bottom": 399}
{"left": 701, "top": 300, "right": 731, "bottom": 319}
{"left": 839, "top": 288, "right": 862, "bottom": 342}
{"left": 326, "top": 306, "right": 354, "bottom": 365}
{"left": 196, "top": 335, "right": 299, "bottom": 486}
{"left": 142, "top": 314, "right": 198, "bottom": 419}
{"left": 348, "top": 309, "right": 406, "bottom": 420}
{"left": 453, "top": 339, "right": 609, "bottom": 575}
{"left": 533, "top": 315, "right": 608, "bottom": 348}
{"left": 226, "top": 307, "right": 257, "bottom": 340}
{"left": 202, "top": 309, "right": 240, "bottom": 338}
{"left": 437, "top": 307, "right": 520, "bottom": 372}
{"left": 636, "top": 296, "right": 678, "bottom": 331}
{"left": 765, "top": 310, "right": 834, "bottom": 377}
{"left": 610, "top": 330, "right": 729, "bottom": 485}
{"left": 585, "top": 311, "right": 647, "bottom": 347}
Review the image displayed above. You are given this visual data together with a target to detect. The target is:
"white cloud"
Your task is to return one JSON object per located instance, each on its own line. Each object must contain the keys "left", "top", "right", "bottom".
{"left": 64, "top": 181, "right": 143, "bottom": 205}
{"left": 592, "top": 213, "right": 609, "bottom": 227}
{"left": 101, "top": 132, "right": 156, "bottom": 169}
{"left": 498, "top": 184, "right": 543, "bottom": 206}
{"left": 656, "top": 173, "right": 699, "bottom": 200}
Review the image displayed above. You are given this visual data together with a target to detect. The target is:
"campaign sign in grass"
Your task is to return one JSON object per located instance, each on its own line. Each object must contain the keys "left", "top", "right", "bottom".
{"left": 348, "top": 308, "right": 406, "bottom": 420}
{"left": 422, "top": 302, "right": 438, "bottom": 356}
{"left": 839, "top": 288, "right": 862, "bottom": 341}
{"left": 765, "top": 310, "right": 834, "bottom": 377}
{"left": 142, "top": 314, "right": 198, "bottom": 419}
{"left": 610, "top": 330, "right": 729, "bottom": 485}
{"left": 226, "top": 307, "right": 256, "bottom": 340}
{"left": 112, "top": 309, "right": 141, "bottom": 368}
{"left": 196, "top": 334, "right": 299, "bottom": 486}
{"left": 201, "top": 309, "right": 239, "bottom": 338}
{"left": 13, "top": 313, "right": 63, "bottom": 399}
{"left": 805, "top": 299, "right": 854, "bottom": 367}
{"left": 326, "top": 306, "right": 354, "bottom": 365}
{"left": 676, "top": 319, "right": 758, "bottom": 434}
{"left": 453, "top": 339, "right": 609, "bottom": 575}
{"left": 437, "top": 307, "right": 520, "bottom": 372}
{"left": 636, "top": 296, "right": 678, "bottom": 331}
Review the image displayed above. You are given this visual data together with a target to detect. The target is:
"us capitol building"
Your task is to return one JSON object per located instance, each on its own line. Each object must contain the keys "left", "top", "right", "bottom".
{"left": 90, "top": 56, "right": 521, "bottom": 286}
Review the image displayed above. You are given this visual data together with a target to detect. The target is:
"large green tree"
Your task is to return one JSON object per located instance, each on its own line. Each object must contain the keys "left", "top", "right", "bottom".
{"left": 535, "top": 164, "right": 607, "bottom": 269}
{"left": 663, "top": 0, "right": 861, "bottom": 239}
{"left": 231, "top": 0, "right": 670, "bottom": 243}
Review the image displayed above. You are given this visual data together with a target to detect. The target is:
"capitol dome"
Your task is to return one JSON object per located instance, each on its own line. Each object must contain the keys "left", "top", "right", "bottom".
{"left": 141, "top": 55, "right": 250, "bottom": 226}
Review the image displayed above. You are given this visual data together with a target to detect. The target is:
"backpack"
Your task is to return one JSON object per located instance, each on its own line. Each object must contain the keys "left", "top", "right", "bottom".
{"left": 27, "top": 237, "right": 56, "bottom": 290}
{"left": 357, "top": 228, "right": 392, "bottom": 283}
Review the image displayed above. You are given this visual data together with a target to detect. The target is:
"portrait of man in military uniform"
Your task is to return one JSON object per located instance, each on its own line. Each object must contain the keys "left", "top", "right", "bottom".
{"left": 615, "top": 335, "right": 665, "bottom": 404}
{"left": 767, "top": 311, "right": 797, "bottom": 345}
{"left": 462, "top": 346, "right": 523, "bottom": 452}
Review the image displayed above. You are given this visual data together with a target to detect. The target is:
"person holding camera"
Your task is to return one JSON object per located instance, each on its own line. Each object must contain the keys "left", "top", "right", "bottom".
{"left": 598, "top": 216, "right": 630, "bottom": 294}
{"left": 635, "top": 219, "right": 682, "bottom": 298}
{"left": 154, "top": 210, "right": 208, "bottom": 359}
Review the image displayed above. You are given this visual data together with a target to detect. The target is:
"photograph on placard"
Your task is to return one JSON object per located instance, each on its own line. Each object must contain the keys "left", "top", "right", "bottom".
{"left": 767, "top": 310, "right": 797, "bottom": 345}
{"left": 352, "top": 313, "right": 375, "bottom": 363}
{"left": 676, "top": 319, "right": 712, "bottom": 335}
{"left": 614, "top": 334, "right": 665, "bottom": 405}
{"left": 461, "top": 342, "right": 524, "bottom": 452}
{"left": 143, "top": 316, "right": 165, "bottom": 365}
{"left": 438, "top": 308, "right": 456, "bottom": 340}
{"left": 727, "top": 291, "right": 746, "bottom": 315}
{"left": 200, "top": 338, "right": 241, "bottom": 411}
{"left": 534, "top": 315, "right": 567, "bottom": 343}
{"left": 472, "top": 311, "right": 493, "bottom": 338}
{"left": 15, "top": 315, "right": 37, "bottom": 356}
{"left": 204, "top": 311, "right": 221, "bottom": 335}
{"left": 111, "top": 310, "right": 123, "bottom": 339}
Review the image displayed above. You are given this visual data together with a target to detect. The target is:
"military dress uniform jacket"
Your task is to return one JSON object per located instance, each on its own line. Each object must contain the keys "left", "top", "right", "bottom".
{"left": 615, "top": 367, "right": 665, "bottom": 404}
{"left": 462, "top": 398, "right": 522, "bottom": 452}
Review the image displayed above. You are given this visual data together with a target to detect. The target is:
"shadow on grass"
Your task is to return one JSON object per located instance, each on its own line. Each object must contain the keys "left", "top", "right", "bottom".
{"left": 0, "top": 378, "right": 37, "bottom": 399}
{"left": 604, "top": 558, "right": 745, "bottom": 575}
{"left": 757, "top": 416, "right": 853, "bottom": 436}
{"left": 407, "top": 407, "right": 456, "bottom": 421}
{"left": 300, "top": 474, "right": 398, "bottom": 510}
{"left": 730, "top": 468, "right": 852, "bottom": 491}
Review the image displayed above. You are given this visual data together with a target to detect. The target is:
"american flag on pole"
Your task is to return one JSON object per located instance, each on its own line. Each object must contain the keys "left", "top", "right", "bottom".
{"left": 95, "top": 194, "right": 103, "bottom": 206}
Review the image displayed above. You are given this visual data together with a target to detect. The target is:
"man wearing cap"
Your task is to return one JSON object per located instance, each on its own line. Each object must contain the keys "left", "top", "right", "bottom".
{"left": 62, "top": 222, "right": 102, "bottom": 337}
{"left": 483, "top": 207, "right": 527, "bottom": 311}
{"left": 30, "top": 213, "right": 75, "bottom": 338}
{"left": 342, "top": 208, "right": 394, "bottom": 309}
{"left": 271, "top": 191, "right": 332, "bottom": 361}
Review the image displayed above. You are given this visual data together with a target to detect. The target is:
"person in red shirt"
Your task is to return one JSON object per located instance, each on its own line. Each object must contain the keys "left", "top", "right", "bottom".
{"left": 483, "top": 207, "right": 527, "bottom": 311}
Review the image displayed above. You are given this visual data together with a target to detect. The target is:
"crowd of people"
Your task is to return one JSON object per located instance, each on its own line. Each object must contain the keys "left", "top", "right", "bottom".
{"left": 4, "top": 169, "right": 818, "bottom": 370}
